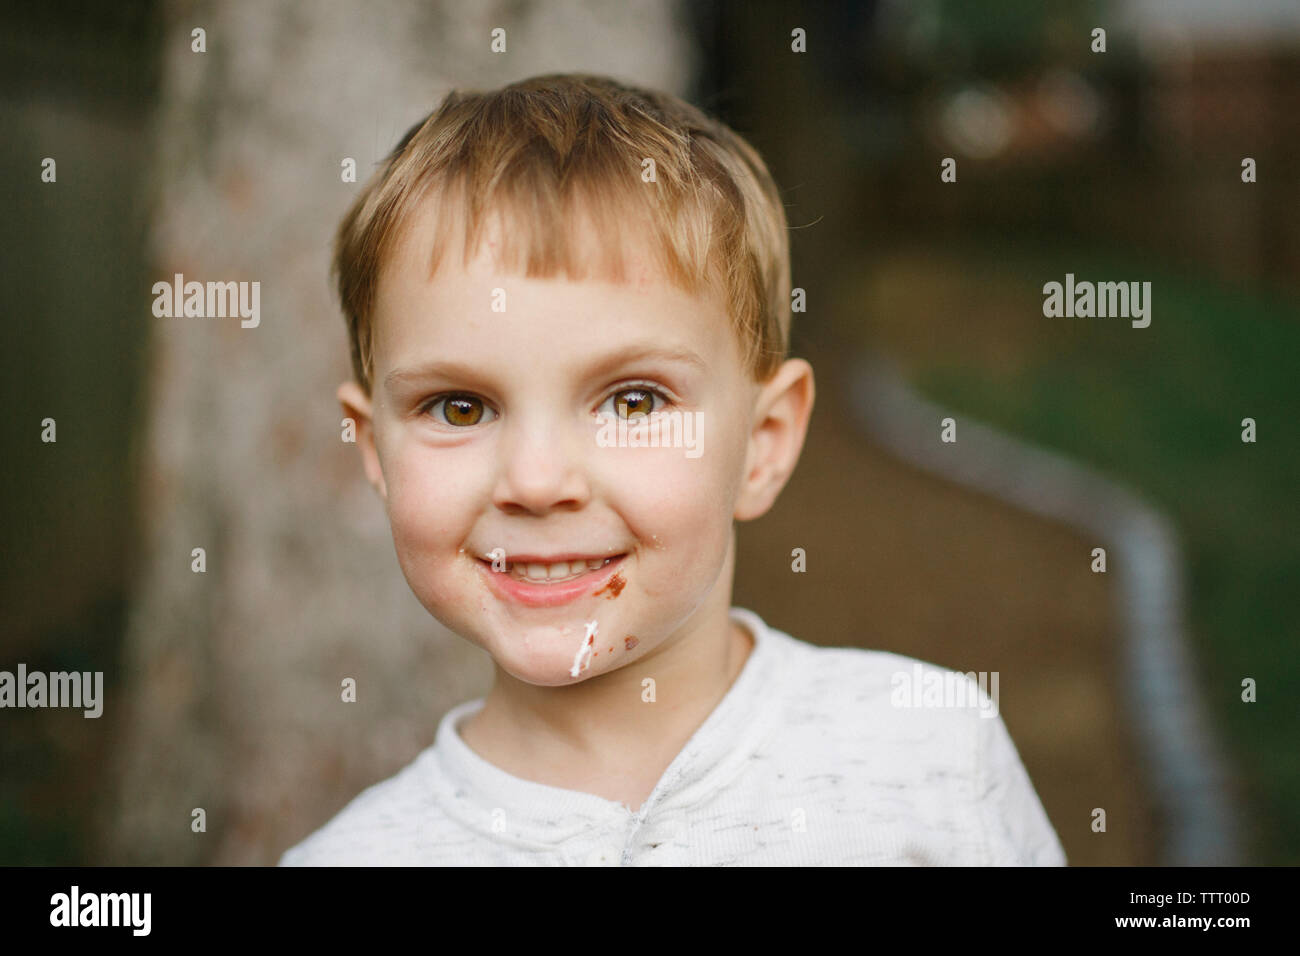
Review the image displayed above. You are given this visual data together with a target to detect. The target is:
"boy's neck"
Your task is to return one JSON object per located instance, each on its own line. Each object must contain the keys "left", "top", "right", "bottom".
{"left": 456, "top": 596, "right": 754, "bottom": 814}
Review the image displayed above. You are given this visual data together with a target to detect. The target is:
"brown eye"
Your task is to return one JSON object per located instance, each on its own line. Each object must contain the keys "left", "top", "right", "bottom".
{"left": 614, "top": 388, "right": 655, "bottom": 419}
{"left": 429, "top": 394, "right": 491, "bottom": 427}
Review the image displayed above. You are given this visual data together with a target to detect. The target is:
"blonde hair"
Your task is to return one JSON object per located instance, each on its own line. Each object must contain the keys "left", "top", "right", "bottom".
{"left": 335, "top": 73, "right": 791, "bottom": 393}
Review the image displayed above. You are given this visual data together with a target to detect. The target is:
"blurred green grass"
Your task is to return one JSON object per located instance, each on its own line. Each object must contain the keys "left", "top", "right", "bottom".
{"left": 854, "top": 236, "right": 1299, "bottom": 864}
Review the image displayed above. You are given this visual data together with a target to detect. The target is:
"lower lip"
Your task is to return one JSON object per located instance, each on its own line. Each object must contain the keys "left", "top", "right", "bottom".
{"left": 478, "top": 555, "right": 627, "bottom": 608}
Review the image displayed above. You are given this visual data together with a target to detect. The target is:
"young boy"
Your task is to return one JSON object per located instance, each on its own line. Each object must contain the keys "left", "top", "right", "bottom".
{"left": 280, "top": 73, "right": 1066, "bottom": 866}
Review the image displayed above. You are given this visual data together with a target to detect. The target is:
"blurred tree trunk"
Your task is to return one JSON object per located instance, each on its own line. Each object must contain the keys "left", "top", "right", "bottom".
{"left": 102, "top": 0, "right": 692, "bottom": 865}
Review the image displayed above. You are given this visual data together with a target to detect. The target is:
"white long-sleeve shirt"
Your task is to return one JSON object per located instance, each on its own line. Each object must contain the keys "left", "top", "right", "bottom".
{"left": 279, "top": 606, "right": 1067, "bottom": 865}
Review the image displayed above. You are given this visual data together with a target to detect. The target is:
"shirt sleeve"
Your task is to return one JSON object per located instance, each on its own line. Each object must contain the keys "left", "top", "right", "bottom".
{"left": 974, "top": 710, "right": 1067, "bottom": 866}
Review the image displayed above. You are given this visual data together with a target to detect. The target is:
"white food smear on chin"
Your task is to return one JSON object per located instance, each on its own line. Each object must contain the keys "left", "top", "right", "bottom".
{"left": 569, "top": 620, "right": 598, "bottom": 677}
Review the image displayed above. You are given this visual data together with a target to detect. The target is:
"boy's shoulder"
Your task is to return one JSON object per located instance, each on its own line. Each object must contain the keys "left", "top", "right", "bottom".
{"left": 767, "top": 622, "right": 997, "bottom": 729}
{"left": 777, "top": 623, "right": 1032, "bottom": 773}
{"left": 278, "top": 737, "right": 464, "bottom": 866}
{"left": 767, "top": 624, "right": 1064, "bottom": 865}
{"left": 758, "top": 620, "right": 1002, "bottom": 793}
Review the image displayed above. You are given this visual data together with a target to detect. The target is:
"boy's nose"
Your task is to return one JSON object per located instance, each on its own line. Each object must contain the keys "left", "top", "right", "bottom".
{"left": 491, "top": 417, "right": 592, "bottom": 514}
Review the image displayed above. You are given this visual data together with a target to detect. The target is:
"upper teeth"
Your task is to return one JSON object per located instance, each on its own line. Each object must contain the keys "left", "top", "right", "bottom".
{"left": 506, "top": 557, "right": 613, "bottom": 581}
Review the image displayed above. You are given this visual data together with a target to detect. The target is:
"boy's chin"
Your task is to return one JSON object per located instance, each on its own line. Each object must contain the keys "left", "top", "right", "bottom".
{"left": 415, "top": 591, "right": 645, "bottom": 685}
{"left": 498, "top": 661, "right": 605, "bottom": 688}
{"left": 481, "top": 620, "right": 630, "bottom": 687}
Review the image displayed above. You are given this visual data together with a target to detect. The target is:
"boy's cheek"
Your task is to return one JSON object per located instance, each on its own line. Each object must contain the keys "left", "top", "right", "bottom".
{"left": 626, "top": 439, "right": 736, "bottom": 512}
{"left": 382, "top": 459, "right": 471, "bottom": 576}
{"left": 379, "top": 436, "right": 735, "bottom": 566}
{"left": 615, "top": 458, "right": 732, "bottom": 582}
{"left": 386, "top": 515, "right": 478, "bottom": 625}
{"left": 386, "top": 476, "right": 462, "bottom": 555}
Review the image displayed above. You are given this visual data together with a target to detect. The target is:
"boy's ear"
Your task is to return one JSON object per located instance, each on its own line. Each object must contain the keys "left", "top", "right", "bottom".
{"left": 734, "top": 358, "right": 815, "bottom": 522}
{"left": 338, "top": 380, "right": 388, "bottom": 501}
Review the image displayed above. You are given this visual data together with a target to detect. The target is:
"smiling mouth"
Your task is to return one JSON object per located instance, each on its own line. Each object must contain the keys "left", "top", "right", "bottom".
{"left": 479, "top": 554, "right": 626, "bottom": 584}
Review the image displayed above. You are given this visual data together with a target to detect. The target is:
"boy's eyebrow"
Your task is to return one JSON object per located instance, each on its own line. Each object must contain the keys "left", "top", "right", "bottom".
{"left": 384, "top": 360, "right": 488, "bottom": 392}
{"left": 579, "top": 343, "right": 709, "bottom": 378}
{"left": 383, "top": 344, "right": 708, "bottom": 392}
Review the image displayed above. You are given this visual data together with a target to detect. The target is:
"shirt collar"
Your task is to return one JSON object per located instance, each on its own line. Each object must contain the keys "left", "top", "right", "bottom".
{"left": 423, "top": 606, "right": 783, "bottom": 844}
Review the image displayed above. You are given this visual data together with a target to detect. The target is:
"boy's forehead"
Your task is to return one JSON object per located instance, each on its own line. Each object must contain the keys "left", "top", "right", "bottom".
{"left": 372, "top": 191, "right": 746, "bottom": 380}
{"left": 380, "top": 193, "right": 723, "bottom": 313}
{"left": 398, "top": 193, "right": 661, "bottom": 284}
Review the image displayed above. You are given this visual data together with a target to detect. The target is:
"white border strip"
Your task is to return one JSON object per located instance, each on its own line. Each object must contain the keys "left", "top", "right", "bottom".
{"left": 848, "top": 353, "right": 1241, "bottom": 864}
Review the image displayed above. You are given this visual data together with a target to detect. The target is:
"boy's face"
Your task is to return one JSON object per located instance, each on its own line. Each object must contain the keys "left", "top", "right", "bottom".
{"left": 343, "top": 206, "right": 786, "bottom": 687}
